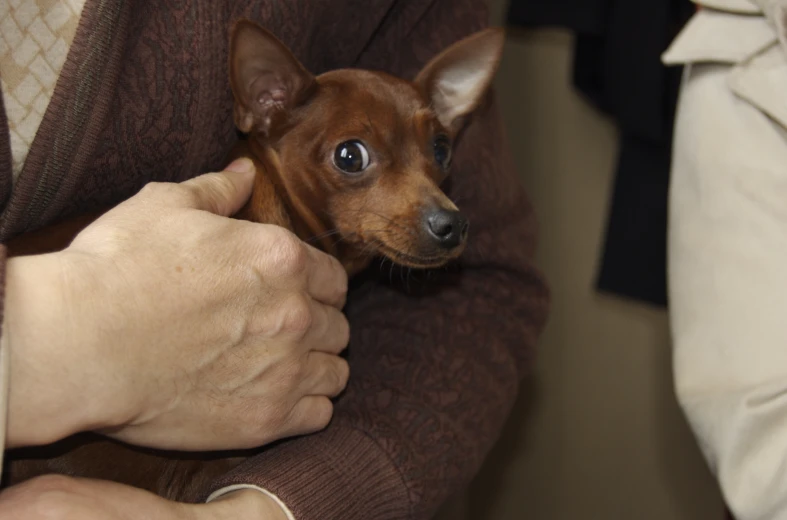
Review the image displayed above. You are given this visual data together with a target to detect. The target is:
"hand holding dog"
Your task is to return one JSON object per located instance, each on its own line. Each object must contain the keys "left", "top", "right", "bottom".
{"left": 4, "top": 158, "right": 350, "bottom": 451}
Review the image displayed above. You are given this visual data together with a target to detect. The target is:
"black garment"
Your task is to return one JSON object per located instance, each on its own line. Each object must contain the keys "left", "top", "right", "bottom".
{"left": 507, "top": 0, "right": 694, "bottom": 307}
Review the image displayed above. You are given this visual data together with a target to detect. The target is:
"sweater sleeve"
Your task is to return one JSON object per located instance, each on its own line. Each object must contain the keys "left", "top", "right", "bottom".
{"left": 203, "top": 2, "right": 550, "bottom": 518}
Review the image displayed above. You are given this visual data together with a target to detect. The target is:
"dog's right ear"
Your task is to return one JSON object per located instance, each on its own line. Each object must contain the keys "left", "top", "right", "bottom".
{"left": 230, "top": 20, "right": 316, "bottom": 136}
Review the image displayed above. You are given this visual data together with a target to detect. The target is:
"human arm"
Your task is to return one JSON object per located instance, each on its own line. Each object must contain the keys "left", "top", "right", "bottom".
{"left": 201, "top": 2, "right": 549, "bottom": 518}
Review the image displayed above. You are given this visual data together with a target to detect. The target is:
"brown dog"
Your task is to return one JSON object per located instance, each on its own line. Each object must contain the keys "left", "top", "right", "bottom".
{"left": 3, "top": 20, "right": 504, "bottom": 501}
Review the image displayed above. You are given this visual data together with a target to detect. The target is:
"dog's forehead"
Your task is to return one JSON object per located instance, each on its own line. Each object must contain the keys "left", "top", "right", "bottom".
{"left": 316, "top": 69, "right": 428, "bottom": 118}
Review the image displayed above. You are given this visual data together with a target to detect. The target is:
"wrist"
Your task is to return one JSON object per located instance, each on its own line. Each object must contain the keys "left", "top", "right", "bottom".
{"left": 4, "top": 252, "right": 112, "bottom": 447}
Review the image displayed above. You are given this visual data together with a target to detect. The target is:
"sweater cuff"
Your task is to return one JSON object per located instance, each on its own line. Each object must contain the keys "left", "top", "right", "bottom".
{"left": 203, "top": 424, "right": 410, "bottom": 520}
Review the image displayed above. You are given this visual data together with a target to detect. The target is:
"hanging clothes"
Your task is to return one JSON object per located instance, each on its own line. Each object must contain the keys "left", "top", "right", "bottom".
{"left": 507, "top": 0, "right": 696, "bottom": 307}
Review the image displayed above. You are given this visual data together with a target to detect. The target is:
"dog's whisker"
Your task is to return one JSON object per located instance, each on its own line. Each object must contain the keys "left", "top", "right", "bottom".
{"left": 389, "top": 258, "right": 395, "bottom": 286}
{"left": 307, "top": 228, "right": 342, "bottom": 243}
{"left": 358, "top": 242, "right": 378, "bottom": 259}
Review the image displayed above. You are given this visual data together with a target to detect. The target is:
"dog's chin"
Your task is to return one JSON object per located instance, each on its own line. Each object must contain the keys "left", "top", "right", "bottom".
{"left": 373, "top": 241, "right": 461, "bottom": 269}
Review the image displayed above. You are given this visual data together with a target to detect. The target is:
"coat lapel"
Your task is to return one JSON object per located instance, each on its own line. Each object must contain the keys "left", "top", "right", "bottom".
{"left": 0, "top": 0, "right": 132, "bottom": 241}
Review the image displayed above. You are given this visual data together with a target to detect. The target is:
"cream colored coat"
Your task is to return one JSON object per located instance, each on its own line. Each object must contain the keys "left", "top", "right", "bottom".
{"left": 666, "top": 1, "right": 787, "bottom": 518}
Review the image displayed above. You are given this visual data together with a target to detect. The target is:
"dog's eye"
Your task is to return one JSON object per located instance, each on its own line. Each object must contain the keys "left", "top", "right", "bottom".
{"left": 334, "top": 140, "right": 370, "bottom": 174}
{"left": 433, "top": 135, "right": 452, "bottom": 170}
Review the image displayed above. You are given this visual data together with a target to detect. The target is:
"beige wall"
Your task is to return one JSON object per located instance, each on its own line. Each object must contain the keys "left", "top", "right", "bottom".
{"left": 436, "top": 4, "right": 726, "bottom": 519}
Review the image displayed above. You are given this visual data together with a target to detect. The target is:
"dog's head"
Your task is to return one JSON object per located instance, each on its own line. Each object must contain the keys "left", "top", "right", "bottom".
{"left": 229, "top": 20, "right": 503, "bottom": 269}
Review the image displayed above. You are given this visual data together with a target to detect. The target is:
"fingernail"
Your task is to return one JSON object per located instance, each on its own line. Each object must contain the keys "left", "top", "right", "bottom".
{"left": 225, "top": 157, "right": 255, "bottom": 174}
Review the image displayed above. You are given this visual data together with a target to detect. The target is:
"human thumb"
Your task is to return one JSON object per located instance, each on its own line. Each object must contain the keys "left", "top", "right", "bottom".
{"left": 181, "top": 158, "right": 256, "bottom": 216}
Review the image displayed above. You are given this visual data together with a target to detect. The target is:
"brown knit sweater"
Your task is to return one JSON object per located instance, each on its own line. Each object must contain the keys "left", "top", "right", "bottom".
{"left": 0, "top": 1, "right": 549, "bottom": 519}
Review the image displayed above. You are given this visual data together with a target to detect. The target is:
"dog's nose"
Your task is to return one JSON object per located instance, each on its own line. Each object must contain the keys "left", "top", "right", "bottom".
{"left": 425, "top": 209, "right": 469, "bottom": 249}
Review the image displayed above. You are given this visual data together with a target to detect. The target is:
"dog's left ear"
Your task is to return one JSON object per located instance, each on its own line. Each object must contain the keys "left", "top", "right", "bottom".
{"left": 230, "top": 20, "right": 316, "bottom": 136}
{"left": 415, "top": 28, "right": 505, "bottom": 134}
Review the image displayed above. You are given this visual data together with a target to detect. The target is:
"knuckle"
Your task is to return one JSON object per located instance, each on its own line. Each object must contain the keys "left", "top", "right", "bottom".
{"left": 336, "top": 315, "right": 351, "bottom": 349}
{"left": 201, "top": 172, "right": 235, "bottom": 195}
{"left": 15, "top": 475, "right": 80, "bottom": 520}
{"left": 24, "top": 475, "right": 77, "bottom": 495}
{"left": 317, "top": 254, "right": 348, "bottom": 307}
{"left": 331, "top": 358, "right": 350, "bottom": 393}
{"left": 139, "top": 181, "right": 191, "bottom": 204}
{"left": 192, "top": 173, "right": 234, "bottom": 210}
{"left": 281, "top": 295, "right": 314, "bottom": 336}
{"left": 137, "top": 180, "right": 165, "bottom": 198}
{"left": 266, "top": 231, "right": 308, "bottom": 278}
{"left": 310, "top": 398, "right": 334, "bottom": 430}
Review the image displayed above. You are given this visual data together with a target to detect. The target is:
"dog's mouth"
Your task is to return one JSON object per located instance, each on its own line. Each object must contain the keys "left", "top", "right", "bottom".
{"left": 372, "top": 240, "right": 461, "bottom": 269}
{"left": 329, "top": 210, "right": 467, "bottom": 269}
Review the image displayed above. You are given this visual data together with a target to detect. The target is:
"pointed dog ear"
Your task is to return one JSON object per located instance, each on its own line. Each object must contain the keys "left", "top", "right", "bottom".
{"left": 229, "top": 20, "right": 316, "bottom": 136}
{"left": 415, "top": 28, "right": 505, "bottom": 134}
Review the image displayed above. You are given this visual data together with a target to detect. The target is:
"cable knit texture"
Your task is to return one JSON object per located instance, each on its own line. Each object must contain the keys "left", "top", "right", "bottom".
{"left": 0, "top": 1, "right": 549, "bottom": 519}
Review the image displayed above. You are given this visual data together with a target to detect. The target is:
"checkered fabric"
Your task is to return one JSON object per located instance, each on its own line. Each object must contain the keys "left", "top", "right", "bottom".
{"left": 0, "top": 0, "right": 86, "bottom": 180}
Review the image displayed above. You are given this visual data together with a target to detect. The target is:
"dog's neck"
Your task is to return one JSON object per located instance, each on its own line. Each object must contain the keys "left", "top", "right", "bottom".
{"left": 247, "top": 138, "right": 334, "bottom": 252}
{"left": 236, "top": 138, "right": 371, "bottom": 275}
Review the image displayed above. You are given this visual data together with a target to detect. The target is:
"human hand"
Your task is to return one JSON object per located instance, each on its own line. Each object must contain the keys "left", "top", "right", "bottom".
{"left": 0, "top": 475, "right": 288, "bottom": 520}
{"left": 5, "top": 158, "right": 350, "bottom": 450}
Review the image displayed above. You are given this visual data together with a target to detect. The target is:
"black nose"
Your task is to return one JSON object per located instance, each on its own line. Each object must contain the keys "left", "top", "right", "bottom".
{"left": 425, "top": 209, "right": 469, "bottom": 249}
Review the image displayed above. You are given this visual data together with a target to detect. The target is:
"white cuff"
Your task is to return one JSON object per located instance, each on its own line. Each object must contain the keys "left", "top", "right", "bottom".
{"left": 206, "top": 484, "right": 296, "bottom": 520}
